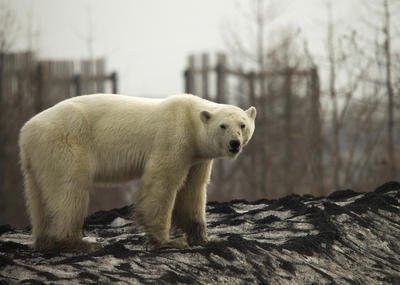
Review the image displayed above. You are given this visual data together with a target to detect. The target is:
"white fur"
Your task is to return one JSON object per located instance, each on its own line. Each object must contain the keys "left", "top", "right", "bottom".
{"left": 19, "top": 93, "right": 256, "bottom": 251}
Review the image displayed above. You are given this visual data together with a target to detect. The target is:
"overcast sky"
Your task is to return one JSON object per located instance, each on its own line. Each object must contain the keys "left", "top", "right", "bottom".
{"left": 7, "top": 0, "right": 383, "bottom": 97}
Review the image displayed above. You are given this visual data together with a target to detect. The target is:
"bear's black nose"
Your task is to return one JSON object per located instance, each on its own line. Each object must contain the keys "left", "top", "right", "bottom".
{"left": 229, "top": 140, "right": 241, "bottom": 149}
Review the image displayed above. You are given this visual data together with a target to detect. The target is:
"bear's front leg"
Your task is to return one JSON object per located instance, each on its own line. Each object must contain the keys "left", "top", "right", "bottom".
{"left": 174, "top": 160, "right": 212, "bottom": 246}
{"left": 135, "top": 158, "right": 190, "bottom": 249}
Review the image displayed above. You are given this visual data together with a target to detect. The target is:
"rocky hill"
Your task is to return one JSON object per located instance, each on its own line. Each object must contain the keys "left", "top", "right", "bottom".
{"left": 1, "top": 182, "right": 400, "bottom": 284}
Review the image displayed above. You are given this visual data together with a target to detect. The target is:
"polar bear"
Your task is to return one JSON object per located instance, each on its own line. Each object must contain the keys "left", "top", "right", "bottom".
{"left": 19, "top": 94, "right": 256, "bottom": 252}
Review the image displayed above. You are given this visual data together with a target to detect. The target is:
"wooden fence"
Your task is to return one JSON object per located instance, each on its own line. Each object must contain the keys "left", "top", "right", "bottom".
{"left": 35, "top": 58, "right": 117, "bottom": 111}
{"left": 0, "top": 52, "right": 119, "bottom": 226}
{"left": 183, "top": 53, "right": 323, "bottom": 200}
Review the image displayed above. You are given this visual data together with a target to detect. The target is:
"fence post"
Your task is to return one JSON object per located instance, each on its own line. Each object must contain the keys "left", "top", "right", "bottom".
{"left": 284, "top": 68, "right": 293, "bottom": 195}
{"left": 246, "top": 71, "right": 259, "bottom": 193}
{"left": 184, "top": 55, "right": 195, "bottom": 94}
{"left": 216, "top": 53, "right": 226, "bottom": 103}
{"left": 214, "top": 53, "right": 227, "bottom": 190}
{"left": 0, "top": 52, "right": 4, "bottom": 203}
{"left": 73, "top": 74, "right": 81, "bottom": 96}
{"left": 248, "top": 72, "right": 256, "bottom": 106}
{"left": 201, "top": 53, "right": 209, "bottom": 100}
{"left": 110, "top": 71, "right": 118, "bottom": 94}
{"left": 34, "top": 64, "right": 44, "bottom": 113}
{"left": 310, "top": 67, "right": 324, "bottom": 195}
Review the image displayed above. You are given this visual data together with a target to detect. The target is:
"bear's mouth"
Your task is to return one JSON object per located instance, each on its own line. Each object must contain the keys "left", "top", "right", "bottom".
{"left": 229, "top": 147, "right": 240, "bottom": 154}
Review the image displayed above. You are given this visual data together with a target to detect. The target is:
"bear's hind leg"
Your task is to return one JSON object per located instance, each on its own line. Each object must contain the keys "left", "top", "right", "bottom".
{"left": 43, "top": 174, "right": 97, "bottom": 253}
{"left": 173, "top": 161, "right": 212, "bottom": 246}
{"left": 38, "top": 145, "right": 98, "bottom": 253}
{"left": 22, "top": 170, "right": 48, "bottom": 249}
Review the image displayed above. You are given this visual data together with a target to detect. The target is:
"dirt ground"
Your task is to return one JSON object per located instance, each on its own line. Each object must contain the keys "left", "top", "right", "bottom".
{"left": 1, "top": 182, "right": 400, "bottom": 284}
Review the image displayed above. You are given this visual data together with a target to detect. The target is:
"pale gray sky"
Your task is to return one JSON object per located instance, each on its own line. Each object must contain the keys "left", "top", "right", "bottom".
{"left": 7, "top": 0, "right": 383, "bottom": 97}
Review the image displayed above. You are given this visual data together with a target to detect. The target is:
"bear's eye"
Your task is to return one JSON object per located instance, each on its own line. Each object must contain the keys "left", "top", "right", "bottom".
{"left": 220, "top": 124, "right": 226, "bottom": 130}
{"left": 240, "top": 124, "right": 246, "bottom": 129}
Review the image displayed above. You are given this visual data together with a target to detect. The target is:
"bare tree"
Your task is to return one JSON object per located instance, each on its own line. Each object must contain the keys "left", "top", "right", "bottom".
{"left": 218, "top": 0, "right": 325, "bottom": 199}
{"left": 319, "top": 0, "right": 399, "bottom": 193}
{"left": 326, "top": 1, "right": 341, "bottom": 190}
{"left": 382, "top": 0, "right": 396, "bottom": 178}
{"left": 357, "top": 0, "right": 400, "bottom": 181}
{"left": 222, "top": 0, "right": 285, "bottom": 198}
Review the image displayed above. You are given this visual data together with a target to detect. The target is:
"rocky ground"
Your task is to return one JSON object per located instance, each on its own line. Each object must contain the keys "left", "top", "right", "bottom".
{"left": 1, "top": 182, "right": 400, "bottom": 284}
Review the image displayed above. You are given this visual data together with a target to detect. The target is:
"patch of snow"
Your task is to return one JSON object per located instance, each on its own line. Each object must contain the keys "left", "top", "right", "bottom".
{"left": 231, "top": 204, "right": 267, "bottom": 214}
{"left": 331, "top": 194, "right": 364, "bottom": 206}
{"left": 82, "top": 236, "right": 101, "bottom": 243}
{"left": 110, "top": 217, "right": 132, "bottom": 227}
{"left": 254, "top": 210, "right": 292, "bottom": 220}
{"left": 0, "top": 232, "right": 32, "bottom": 245}
{"left": 94, "top": 255, "right": 123, "bottom": 271}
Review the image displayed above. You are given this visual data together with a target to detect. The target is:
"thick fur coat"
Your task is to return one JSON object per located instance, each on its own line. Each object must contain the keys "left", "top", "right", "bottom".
{"left": 19, "top": 94, "right": 256, "bottom": 252}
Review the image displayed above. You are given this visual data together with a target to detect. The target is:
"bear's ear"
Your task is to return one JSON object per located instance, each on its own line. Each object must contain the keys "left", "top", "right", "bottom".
{"left": 200, "top": 110, "right": 212, "bottom": 123}
{"left": 246, "top": 106, "right": 257, "bottom": 120}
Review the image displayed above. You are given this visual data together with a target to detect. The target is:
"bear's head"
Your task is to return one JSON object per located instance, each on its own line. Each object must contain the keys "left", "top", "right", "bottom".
{"left": 199, "top": 105, "right": 256, "bottom": 159}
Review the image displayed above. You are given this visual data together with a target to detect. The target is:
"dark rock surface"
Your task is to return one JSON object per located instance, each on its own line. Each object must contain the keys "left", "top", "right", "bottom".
{"left": 1, "top": 182, "right": 400, "bottom": 284}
